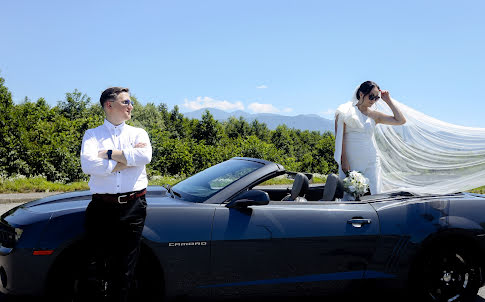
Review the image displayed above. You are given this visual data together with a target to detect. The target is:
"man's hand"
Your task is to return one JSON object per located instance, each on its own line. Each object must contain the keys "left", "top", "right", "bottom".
{"left": 112, "top": 162, "right": 128, "bottom": 173}
{"left": 98, "top": 143, "right": 146, "bottom": 160}
{"left": 98, "top": 142, "right": 146, "bottom": 164}
{"left": 98, "top": 150, "right": 108, "bottom": 159}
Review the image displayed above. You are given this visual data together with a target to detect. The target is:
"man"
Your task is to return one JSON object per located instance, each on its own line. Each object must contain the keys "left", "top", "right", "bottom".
{"left": 80, "top": 87, "right": 152, "bottom": 301}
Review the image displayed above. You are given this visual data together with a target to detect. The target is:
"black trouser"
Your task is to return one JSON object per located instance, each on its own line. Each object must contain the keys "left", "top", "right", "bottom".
{"left": 85, "top": 193, "right": 147, "bottom": 302}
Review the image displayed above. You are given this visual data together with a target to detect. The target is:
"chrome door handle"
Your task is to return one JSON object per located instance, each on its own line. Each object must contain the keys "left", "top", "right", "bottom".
{"left": 347, "top": 218, "right": 371, "bottom": 228}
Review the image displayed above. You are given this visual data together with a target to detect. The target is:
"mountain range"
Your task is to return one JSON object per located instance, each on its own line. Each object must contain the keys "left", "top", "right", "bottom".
{"left": 184, "top": 108, "right": 334, "bottom": 133}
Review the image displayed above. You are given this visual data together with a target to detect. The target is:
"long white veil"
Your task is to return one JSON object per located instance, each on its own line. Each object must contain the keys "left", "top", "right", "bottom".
{"left": 373, "top": 99, "right": 485, "bottom": 194}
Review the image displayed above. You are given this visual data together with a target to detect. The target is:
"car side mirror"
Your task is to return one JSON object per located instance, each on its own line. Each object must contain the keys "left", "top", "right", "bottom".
{"left": 226, "top": 190, "right": 270, "bottom": 208}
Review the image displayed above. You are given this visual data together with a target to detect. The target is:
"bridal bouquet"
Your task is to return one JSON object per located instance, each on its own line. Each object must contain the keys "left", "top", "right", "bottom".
{"left": 343, "top": 171, "right": 369, "bottom": 200}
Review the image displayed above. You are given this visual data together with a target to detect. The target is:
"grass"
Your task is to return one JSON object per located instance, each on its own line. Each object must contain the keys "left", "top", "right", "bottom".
{"left": 468, "top": 186, "right": 485, "bottom": 194}
{"left": 148, "top": 175, "right": 186, "bottom": 187}
{"left": 259, "top": 174, "right": 327, "bottom": 186}
{"left": 0, "top": 175, "right": 89, "bottom": 193}
{"left": 0, "top": 175, "right": 188, "bottom": 193}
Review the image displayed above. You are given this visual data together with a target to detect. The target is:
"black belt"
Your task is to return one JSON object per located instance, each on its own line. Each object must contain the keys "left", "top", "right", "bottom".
{"left": 94, "top": 189, "right": 146, "bottom": 204}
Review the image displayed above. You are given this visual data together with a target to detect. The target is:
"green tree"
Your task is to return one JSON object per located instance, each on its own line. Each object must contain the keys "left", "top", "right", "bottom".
{"left": 313, "top": 132, "right": 337, "bottom": 174}
{"left": 57, "top": 89, "right": 91, "bottom": 120}
{"left": 271, "top": 125, "right": 294, "bottom": 155}
{"left": 0, "top": 76, "right": 17, "bottom": 175}
{"left": 150, "top": 133, "right": 193, "bottom": 176}
{"left": 190, "top": 142, "right": 224, "bottom": 172}
{"left": 250, "top": 119, "right": 271, "bottom": 142}
{"left": 158, "top": 103, "right": 170, "bottom": 126}
{"left": 166, "top": 105, "right": 190, "bottom": 139}
{"left": 130, "top": 101, "right": 164, "bottom": 131}
{"left": 193, "top": 110, "right": 223, "bottom": 145}
{"left": 224, "top": 116, "right": 251, "bottom": 139}
{"left": 12, "top": 98, "right": 57, "bottom": 178}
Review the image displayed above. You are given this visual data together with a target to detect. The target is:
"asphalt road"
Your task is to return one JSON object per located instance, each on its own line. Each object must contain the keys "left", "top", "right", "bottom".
{"left": 0, "top": 202, "right": 22, "bottom": 215}
{"left": 1, "top": 202, "right": 485, "bottom": 301}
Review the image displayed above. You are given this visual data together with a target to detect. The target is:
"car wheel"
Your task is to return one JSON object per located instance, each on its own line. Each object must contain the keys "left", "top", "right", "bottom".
{"left": 411, "top": 243, "right": 482, "bottom": 302}
{"left": 48, "top": 244, "right": 164, "bottom": 302}
{"left": 48, "top": 251, "right": 108, "bottom": 302}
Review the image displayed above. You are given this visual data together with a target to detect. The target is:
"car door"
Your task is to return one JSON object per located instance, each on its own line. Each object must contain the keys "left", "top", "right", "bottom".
{"left": 208, "top": 200, "right": 380, "bottom": 297}
{"left": 208, "top": 204, "right": 291, "bottom": 297}
{"left": 142, "top": 201, "right": 216, "bottom": 297}
{"left": 275, "top": 200, "right": 380, "bottom": 295}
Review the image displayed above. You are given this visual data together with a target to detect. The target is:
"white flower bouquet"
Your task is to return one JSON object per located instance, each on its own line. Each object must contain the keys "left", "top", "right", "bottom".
{"left": 343, "top": 171, "right": 369, "bottom": 200}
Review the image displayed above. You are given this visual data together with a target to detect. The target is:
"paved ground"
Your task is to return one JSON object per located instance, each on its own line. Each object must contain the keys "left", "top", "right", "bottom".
{"left": 1, "top": 195, "right": 485, "bottom": 301}
{"left": 0, "top": 192, "right": 59, "bottom": 204}
{"left": 0, "top": 202, "right": 24, "bottom": 214}
{"left": 0, "top": 192, "right": 60, "bottom": 213}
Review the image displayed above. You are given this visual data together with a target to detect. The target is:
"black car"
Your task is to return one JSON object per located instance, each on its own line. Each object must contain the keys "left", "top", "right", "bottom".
{"left": 1, "top": 157, "right": 484, "bottom": 301}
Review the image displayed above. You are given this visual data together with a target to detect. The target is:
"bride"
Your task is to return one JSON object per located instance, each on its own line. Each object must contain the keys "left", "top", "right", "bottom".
{"left": 334, "top": 81, "right": 406, "bottom": 195}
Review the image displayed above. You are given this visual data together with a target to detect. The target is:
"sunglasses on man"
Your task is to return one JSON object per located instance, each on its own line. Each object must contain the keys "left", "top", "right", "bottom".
{"left": 109, "top": 99, "right": 134, "bottom": 106}
{"left": 121, "top": 100, "right": 134, "bottom": 106}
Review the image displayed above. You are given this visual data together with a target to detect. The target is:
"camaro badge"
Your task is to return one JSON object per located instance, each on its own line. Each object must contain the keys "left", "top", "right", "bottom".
{"left": 169, "top": 241, "right": 208, "bottom": 247}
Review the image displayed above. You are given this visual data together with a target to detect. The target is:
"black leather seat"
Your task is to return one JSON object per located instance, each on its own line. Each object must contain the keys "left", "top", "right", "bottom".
{"left": 282, "top": 173, "right": 309, "bottom": 202}
{"left": 321, "top": 174, "right": 344, "bottom": 201}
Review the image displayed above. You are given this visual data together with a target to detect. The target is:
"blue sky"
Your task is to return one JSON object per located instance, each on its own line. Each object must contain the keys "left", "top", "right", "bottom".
{"left": 1, "top": 0, "right": 484, "bottom": 126}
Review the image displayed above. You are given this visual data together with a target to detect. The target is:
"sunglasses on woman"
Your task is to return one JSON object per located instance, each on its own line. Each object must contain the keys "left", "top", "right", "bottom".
{"left": 368, "top": 93, "right": 380, "bottom": 101}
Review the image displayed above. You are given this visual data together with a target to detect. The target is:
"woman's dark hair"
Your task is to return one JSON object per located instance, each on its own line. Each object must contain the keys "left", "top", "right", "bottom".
{"left": 356, "top": 81, "right": 380, "bottom": 100}
{"left": 100, "top": 87, "right": 130, "bottom": 107}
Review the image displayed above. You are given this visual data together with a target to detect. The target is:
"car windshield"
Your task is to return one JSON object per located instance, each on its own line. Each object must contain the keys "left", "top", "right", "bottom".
{"left": 172, "top": 159, "right": 263, "bottom": 203}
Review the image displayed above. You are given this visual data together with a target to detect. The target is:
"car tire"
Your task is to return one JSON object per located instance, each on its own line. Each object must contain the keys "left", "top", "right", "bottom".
{"left": 47, "top": 247, "right": 107, "bottom": 302}
{"left": 410, "top": 241, "right": 482, "bottom": 302}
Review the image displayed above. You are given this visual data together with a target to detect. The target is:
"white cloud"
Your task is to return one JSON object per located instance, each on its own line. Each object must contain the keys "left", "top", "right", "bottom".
{"left": 183, "top": 96, "right": 244, "bottom": 111}
{"left": 282, "top": 107, "right": 293, "bottom": 113}
{"left": 320, "top": 109, "right": 336, "bottom": 117}
{"left": 248, "top": 102, "right": 280, "bottom": 113}
{"left": 256, "top": 85, "right": 268, "bottom": 89}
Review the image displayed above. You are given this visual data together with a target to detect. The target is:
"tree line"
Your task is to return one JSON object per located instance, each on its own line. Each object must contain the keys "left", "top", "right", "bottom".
{"left": 0, "top": 76, "right": 337, "bottom": 183}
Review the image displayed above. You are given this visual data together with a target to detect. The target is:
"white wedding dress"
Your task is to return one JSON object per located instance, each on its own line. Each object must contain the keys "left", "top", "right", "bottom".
{"left": 334, "top": 86, "right": 485, "bottom": 195}
{"left": 334, "top": 101, "right": 381, "bottom": 195}
{"left": 339, "top": 107, "right": 381, "bottom": 194}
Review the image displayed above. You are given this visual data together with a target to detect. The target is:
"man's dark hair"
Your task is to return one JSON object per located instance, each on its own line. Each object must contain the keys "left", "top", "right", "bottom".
{"left": 100, "top": 87, "right": 130, "bottom": 107}
{"left": 356, "top": 81, "right": 380, "bottom": 100}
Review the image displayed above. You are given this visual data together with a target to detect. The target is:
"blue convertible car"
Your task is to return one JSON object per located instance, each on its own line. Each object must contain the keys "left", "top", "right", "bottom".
{"left": 1, "top": 157, "right": 484, "bottom": 301}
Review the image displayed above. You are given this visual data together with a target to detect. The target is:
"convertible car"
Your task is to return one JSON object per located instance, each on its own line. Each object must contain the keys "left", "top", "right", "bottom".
{"left": 1, "top": 157, "right": 485, "bottom": 301}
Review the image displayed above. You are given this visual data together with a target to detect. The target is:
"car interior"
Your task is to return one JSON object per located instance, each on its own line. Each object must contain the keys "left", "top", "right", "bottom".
{"left": 252, "top": 172, "right": 344, "bottom": 202}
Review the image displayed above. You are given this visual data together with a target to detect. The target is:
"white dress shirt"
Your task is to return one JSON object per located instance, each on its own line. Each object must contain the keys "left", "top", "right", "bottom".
{"left": 81, "top": 119, "right": 152, "bottom": 194}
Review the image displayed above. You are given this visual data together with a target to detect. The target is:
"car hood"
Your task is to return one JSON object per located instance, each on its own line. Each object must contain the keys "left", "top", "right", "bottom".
{"left": 3, "top": 186, "right": 188, "bottom": 225}
{"left": 19, "top": 186, "right": 167, "bottom": 208}
{"left": 23, "top": 195, "right": 195, "bottom": 214}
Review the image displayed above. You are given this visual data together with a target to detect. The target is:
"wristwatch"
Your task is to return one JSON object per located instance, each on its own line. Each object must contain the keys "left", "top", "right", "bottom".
{"left": 107, "top": 150, "right": 113, "bottom": 160}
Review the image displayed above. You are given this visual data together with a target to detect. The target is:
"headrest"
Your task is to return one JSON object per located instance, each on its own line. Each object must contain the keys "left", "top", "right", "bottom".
{"left": 321, "top": 174, "right": 344, "bottom": 201}
{"left": 291, "top": 173, "right": 309, "bottom": 199}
